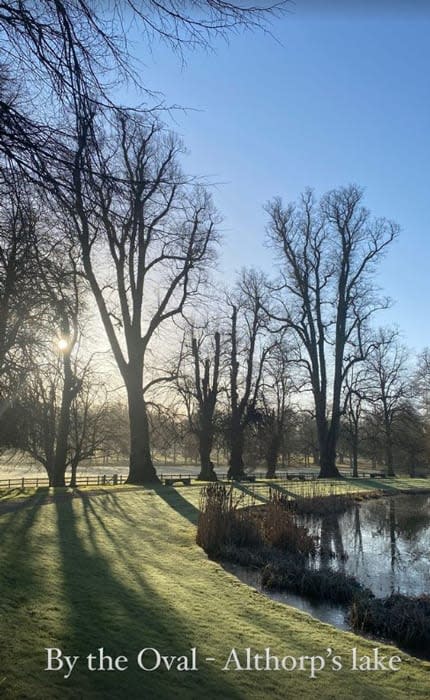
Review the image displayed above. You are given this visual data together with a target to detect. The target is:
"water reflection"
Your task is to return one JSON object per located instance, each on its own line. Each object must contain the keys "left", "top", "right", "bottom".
{"left": 308, "top": 494, "right": 430, "bottom": 597}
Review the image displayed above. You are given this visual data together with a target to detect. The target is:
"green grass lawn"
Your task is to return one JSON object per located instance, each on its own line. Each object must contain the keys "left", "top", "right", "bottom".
{"left": 0, "top": 484, "right": 429, "bottom": 699}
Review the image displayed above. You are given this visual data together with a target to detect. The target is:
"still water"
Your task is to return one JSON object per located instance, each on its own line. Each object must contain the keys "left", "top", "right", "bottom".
{"left": 307, "top": 493, "right": 430, "bottom": 598}
{"left": 223, "top": 494, "right": 430, "bottom": 630}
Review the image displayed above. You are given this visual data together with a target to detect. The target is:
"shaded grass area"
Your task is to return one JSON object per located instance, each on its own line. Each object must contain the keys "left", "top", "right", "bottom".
{"left": 0, "top": 486, "right": 38, "bottom": 501}
{"left": 0, "top": 488, "right": 429, "bottom": 699}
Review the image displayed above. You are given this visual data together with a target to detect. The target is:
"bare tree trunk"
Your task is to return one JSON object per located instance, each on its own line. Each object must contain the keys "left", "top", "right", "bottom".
{"left": 316, "top": 410, "right": 341, "bottom": 478}
{"left": 266, "top": 432, "right": 280, "bottom": 478}
{"left": 228, "top": 423, "right": 245, "bottom": 480}
{"left": 197, "top": 420, "right": 217, "bottom": 481}
{"left": 69, "top": 458, "right": 79, "bottom": 487}
{"left": 126, "top": 382, "right": 158, "bottom": 484}
{"left": 352, "top": 438, "right": 359, "bottom": 478}
{"left": 385, "top": 438, "right": 395, "bottom": 477}
{"left": 318, "top": 444, "right": 339, "bottom": 478}
{"left": 52, "top": 355, "right": 74, "bottom": 487}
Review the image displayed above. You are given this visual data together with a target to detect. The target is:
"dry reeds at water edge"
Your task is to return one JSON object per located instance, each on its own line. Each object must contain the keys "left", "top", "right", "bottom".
{"left": 196, "top": 483, "right": 315, "bottom": 557}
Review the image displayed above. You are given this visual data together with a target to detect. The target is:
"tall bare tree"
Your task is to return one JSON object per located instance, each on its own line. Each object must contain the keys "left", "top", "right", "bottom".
{"left": 365, "top": 328, "right": 410, "bottom": 477}
{"left": 259, "top": 338, "right": 297, "bottom": 477}
{"left": 0, "top": 177, "right": 39, "bottom": 397}
{"left": 66, "top": 113, "right": 219, "bottom": 483}
{"left": 227, "top": 269, "right": 273, "bottom": 480}
{"left": 266, "top": 185, "right": 398, "bottom": 478}
{"left": 178, "top": 326, "right": 221, "bottom": 480}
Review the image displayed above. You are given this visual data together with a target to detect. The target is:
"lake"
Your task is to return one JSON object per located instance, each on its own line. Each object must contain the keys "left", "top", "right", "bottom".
{"left": 223, "top": 493, "right": 430, "bottom": 633}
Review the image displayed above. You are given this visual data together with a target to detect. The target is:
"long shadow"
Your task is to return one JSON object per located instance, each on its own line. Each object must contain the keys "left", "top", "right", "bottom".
{"left": 0, "top": 486, "right": 52, "bottom": 515}
{"left": 77, "top": 488, "right": 138, "bottom": 524}
{"left": 344, "top": 477, "right": 400, "bottom": 492}
{"left": 0, "top": 489, "right": 54, "bottom": 697}
{"left": 52, "top": 493, "right": 244, "bottom": 699}
{"left": 153, "top": 485, "right": 200, "bottom": 526}
{"left": 231, "top": 482, "right": 268, "bottom": 503}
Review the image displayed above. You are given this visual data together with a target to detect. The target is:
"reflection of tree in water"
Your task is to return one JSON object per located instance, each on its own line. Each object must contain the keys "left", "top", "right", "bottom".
{"left": 353, "top": 503, "right": 364, "bottom": 561}
{"left": 361, "top": 495, "right": 430, "bottom": 595}
{"left": 367, "top": 495, "right": 430, "bottom": 540}
{"left": 388, "top": 498, "right": 399, "bottom": 594}
{"left": 319, "top": 512, "right": 346, "bottom": 572}
{"left": 391, "top": 495, "right": 430, "bottom": 539}
{"left": 309, "top": 495, "right": 430, "bottom": 597}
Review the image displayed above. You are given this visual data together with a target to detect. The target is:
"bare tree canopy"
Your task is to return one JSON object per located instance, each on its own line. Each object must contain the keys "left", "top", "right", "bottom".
{"left": 226, "top": 268, "right": 273, "bottom": 479}
{"left": 365, "top": 328, "right": 410, "bottom": 477}
{"left": 65, "top": 110, "right": 219, "bottom": 483}
{"left": 266, "top": 184, "right": 399, "bottom": 478}
{"left": 177, "top": 324, "right": 221, "bottom": 480}
{"left": 0, "top": 0, "right": 286, "bottom": 179}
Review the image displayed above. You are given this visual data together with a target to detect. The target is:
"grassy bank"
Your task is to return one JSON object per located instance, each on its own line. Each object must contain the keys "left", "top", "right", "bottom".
{"left": 0, "top": 485, "right": 429, "bottom": 699}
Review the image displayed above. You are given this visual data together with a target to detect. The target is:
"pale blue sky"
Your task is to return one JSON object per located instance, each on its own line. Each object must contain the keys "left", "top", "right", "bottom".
{"left": 122, "top": 3, "right": 430, "bottom": 352}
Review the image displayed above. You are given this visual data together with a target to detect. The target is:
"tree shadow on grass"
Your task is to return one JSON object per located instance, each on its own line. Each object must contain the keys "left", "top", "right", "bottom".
{"left": 153, "top": 486, "right": 200, "bottom": 526}
{"left": 0, "top": 488, "right": 60, "bottom": 698}
{"left": 344, "top": 477, "right": 400, "bottom": 492}
{"left": 52, "top": 494, "right": 243, "bottom": 700}
{"left": 232, "top": 482, "right": 269, "bottom": 503}
{"left": 0, "top": 486, "right": 52, "bottom": 514}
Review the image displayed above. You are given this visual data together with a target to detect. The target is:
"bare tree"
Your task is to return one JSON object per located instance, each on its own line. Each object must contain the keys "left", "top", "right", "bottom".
{"left": 259, "top": 337, "right": 297, "bottom": 477}
{"left": 68, "top": 374, "right": 114, "bottom": 487}
{"left": 226, "top": 269, "right": 273, "bottom": 480}
{"left": 178, "top": 326, "right": 221, "bottom": 480}
{"left": 66, "top": 113, "right": 219, "bottom": 483}
{"left": 0, "top": 177, "right": 39, "bottom": 398}
{"left": 0, "top": 1, "right": 286, "bottom": 182}
{"left": 392, "top": 402, "right": 427, "bottom": 477}
{"left": 30, "top": 232, "right": 88, "bottom": 487}
{"left": 266, "top": 185, "right": 398, "bottom": 478}
{"left": 342, "top": 366, "right": 368, "bottom": 477}
{"left": 365, "top": 328, "right": 410, "bottom": 477}
{"left": 19, "top": 352, "right": 109, "bottom": 486}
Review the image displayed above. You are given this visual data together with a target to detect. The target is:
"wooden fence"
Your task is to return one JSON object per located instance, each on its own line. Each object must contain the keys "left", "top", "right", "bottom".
{"left": 0, "top": 473, "right": 125, "bottom": 489}
{"left": 0, "top": 468, "right": 393, "bottom": 491}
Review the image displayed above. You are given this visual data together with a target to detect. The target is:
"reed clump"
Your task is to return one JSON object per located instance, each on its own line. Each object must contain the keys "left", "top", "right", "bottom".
{"left": 196, "top": 483, "right": 315, "bottom": 557}
{"left": 350, "top": 593, "right": 430, "bottom": 652}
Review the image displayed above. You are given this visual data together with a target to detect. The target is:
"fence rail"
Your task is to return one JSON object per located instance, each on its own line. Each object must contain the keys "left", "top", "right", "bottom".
{"left": 0, "top": 468, "right": 399, "bottom": 491}
{"left": 0, "top": 474, "right": 126, "bottom": 489}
